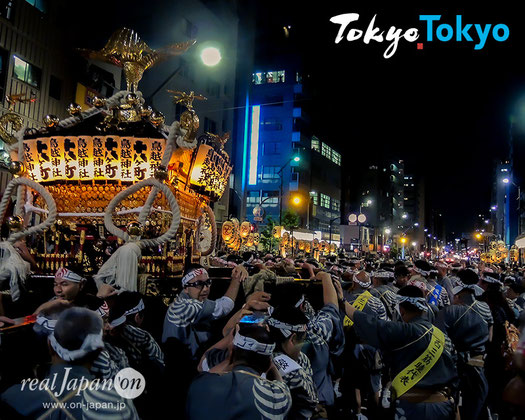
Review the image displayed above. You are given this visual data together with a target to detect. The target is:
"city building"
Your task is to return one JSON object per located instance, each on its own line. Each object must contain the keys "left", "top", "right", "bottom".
{"left": 138, "top": 0, "right": 240, "bottom": 223}
{"left": 1, "top": 0, "right": 81, "bottom": 189}
{"left": 234, "top": 62, "right": 341, "bottom": 241}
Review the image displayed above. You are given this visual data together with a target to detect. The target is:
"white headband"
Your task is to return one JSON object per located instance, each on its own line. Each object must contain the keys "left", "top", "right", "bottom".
{"left": 55, "top": 267, "right": 85, "bottom": 283}
{"left": 353, "top": 273, "right": 371, "bottom": 289}
{"left": 49, "top": 331, "right": 104, "bottom": 361}
{"left": 372, "top": 271, "right": 394, "bottom": 279}
{"left": 233, "top": 332, "right": 275, "bottom": 356}
{"left": 482, "top": 274, "right": 503, "bottom": 286}
{"left": 267, "top": 317, "right": 307, "bottom": 338}
{"left": 109, "top": 315, "right": 127, "bottom": 328}
{"left": 412, "top": 267, "right": 430, "bottom": 277}
{"left": 125, "top": 299, "right": 145, "bottom": 316}
{"left": 182, "top": 268, "right": 209, "bottom": 287}
{"left": 452, "top": 281, "right": 484, "bottom": 297}
{"left": 397, "top": 295, "right": 429, "bottom": 312}
{"left": 295, "top": 295, "right": 305, "bottom": 308}
{"left": 35, "top": 315, "right": 57, "bottom": 332}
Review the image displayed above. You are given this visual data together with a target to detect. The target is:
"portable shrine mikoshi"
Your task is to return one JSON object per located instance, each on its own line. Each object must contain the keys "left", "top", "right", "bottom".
{"left": 0, "top": 28, "right": 231, "bottom": 298}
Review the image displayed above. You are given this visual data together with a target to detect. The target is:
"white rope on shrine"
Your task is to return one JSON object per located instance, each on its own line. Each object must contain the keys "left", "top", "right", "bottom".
{"left": 94, "top": 177, "right": 180, "bottom": 291}
{"left": 13, "top": 126, "right": 26, "bottom": 216}
{"left": 200, "top": 205, "right": 216, "bottom": 257}
{"left": 0, "top": 177, "right": 57, "bottom": 243}
{"left": 138, "top": 119, "right": 181, "bottom": 226}
{"left": 57, "top": 90, "right": 131, "bottom": 129}
{"left": 104, "top": 177, "right": 180, "bottom": 249}
{"left": 0, "top": 178, "right": 56, "bottom": 300}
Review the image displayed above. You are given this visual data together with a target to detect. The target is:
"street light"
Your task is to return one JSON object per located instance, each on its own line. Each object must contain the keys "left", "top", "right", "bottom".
{"left": 200, "top": 47, "right": 222, "bottom": 67}
{"left": 503, "top": 177, "right": 510, "bottom": 184}
{"left": 278, "top": 155, "right": 301, "bottom": 225}
{"left": 292, "top": 196, "right": 302, "bottom": 206}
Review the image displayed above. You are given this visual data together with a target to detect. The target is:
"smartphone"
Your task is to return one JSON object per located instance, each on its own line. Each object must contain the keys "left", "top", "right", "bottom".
{"left": 240, "top": 312, "right": 268, "bottom": 324}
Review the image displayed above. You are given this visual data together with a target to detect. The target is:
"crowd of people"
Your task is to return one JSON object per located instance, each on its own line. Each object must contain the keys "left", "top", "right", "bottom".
{"left": 1, "top": 249, "right": 525, "bottom": 419}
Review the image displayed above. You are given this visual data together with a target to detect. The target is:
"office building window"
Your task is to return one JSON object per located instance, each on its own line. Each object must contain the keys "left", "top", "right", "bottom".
{"left": 331, "top": 198, "right": 340, "bottom": 212}
{"left": 1, "top": 0, "right": 14, "bottom": 19}
{"left": 252, "top": 70, "right": 285, "bottom": 85}
{"left": 184, "top": 18, "right": 198, "bottom": 38}
{"left": 262, "top": 190, "right": 279, "bottom": 206}
{"left": 311, "top": 137, "right": 320, "bottom": 152}
{"left": 331, "top": 151, "right": 341, "bottom": 166}
{"left": 49, "top": 75, "right": 62, "bottom": 100}
{"left": 25, "top": 0, "right": 46, "bottom": 13}
{"left": 262, "top": 166, "right": 280, "bottom": 181}
{"left": 321, "top": 142, "right": 331, "bottom": 159}
{"left": 312, "top": 192, "right": 319, "bottom": 206}
{"left": 264, "top": 142, "right": 281, "bottom": 155}
{"left": 320, "top": 193, "right": 330, "bottom": 208}
{"left": 290, "top": 167, "right": 299, "bottom": 182}
{"left": 13, "top": 56, "right": 41, "bottom": 88}
{"left": 247, "top": 191, "right": 260, "bottom": 205}
{"left": 262, "top": 118, "right": 282, "bottom": 131}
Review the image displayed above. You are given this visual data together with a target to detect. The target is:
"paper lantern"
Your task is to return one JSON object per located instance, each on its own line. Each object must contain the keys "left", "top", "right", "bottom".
{"left": 222, "top": 221, "right": 234, "bottom": 242}
{"left": 240, "top": 221, "right": 251, "bottom": 238}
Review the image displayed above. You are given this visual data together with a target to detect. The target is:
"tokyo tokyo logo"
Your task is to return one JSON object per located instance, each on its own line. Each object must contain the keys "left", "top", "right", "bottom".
{"left": 330, "top": 13, "right": 510, "bottom": 59}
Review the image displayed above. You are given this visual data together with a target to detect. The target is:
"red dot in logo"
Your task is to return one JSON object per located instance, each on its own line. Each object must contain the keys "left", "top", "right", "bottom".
{"left": 417, "top": 43, "right": 424, "bottom": 50}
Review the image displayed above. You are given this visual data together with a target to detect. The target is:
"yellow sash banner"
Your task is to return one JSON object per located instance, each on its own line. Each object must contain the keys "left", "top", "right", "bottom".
{"left": 391, "top": 326, "right": 446, "bottom": 398}
{"left": 343, "top": 290, "right": 372, "bottom": 327}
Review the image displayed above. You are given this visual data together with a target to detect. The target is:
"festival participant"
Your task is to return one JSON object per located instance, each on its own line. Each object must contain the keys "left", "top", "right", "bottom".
{"left": 187, "top": 324, "right": 292, "bottom": 420}
{"left": 34, "top": 266, "right": 103, "bottom": 314}
{"left": 505, "top": 281, "right": 525, "bottom": 318}
{"left": 341, "top": 270, "right": 387, "bottom": 419}
{"left": 370, "top": 269, "right": 398, "bottom": 319}
{"left": 342, "top": 285, "right": 458, "bottom": 420}
{"left": 268, "top": 305, "right": 319, "bottom": 420}
{"left": 301, "top": 271, "right": 345, "bottom": 412}
{"left": 0, "top": 307, "right": 138, "bottom": 419}
{"left": 162, "top": 264, "right": 247, "bottom": 359}
{"left": 106, "top": 297, "right": 164, "bottom": 374}
{"left": 412, "top": 260, "right": 449, "bottom": 309}
{"left": 478, "top": 268, "right": 517, "bottom": 417}
{"left": 436, "top": 262, "right": 455, "bottom": 301}
{"left": 394, "top": 265, "right": 411, "bottom": 288}
{"left": 435, "top": 268, "right": 492, "bottom": 420}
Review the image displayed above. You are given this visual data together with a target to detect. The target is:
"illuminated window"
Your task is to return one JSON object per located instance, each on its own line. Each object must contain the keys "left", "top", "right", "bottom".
{"left": 311, "top": 137, "right": 320, "bottom": 152}
{"left": 331, "top": 199, "right": 340, "bottom": 212}
{"left": 262, "top": 166, "right": 280, "bottom": 182}
{"left": 25, "top": 0, "right": 46, "bottom": 13}
{"left": 262, "top": 191, "right": 279, "bottom": 206}
{"left": 252, "top": 70, "right": 285, "bottom": 85}
{"left": 320, "top": 193, "right": 330, "bottom": 208}
{"left": 331, "top": 151, "right": 341, "bottom": 166}
{"left": 1, "top": 1, "right": 13, "bottom": 19}
{"left": 321, "top": 142, "right": 331, "bottom": 159}
{"left": 312, "top": 192, "right": 319, "bottom": 205}
{"left": 247, "top": 191, "right": 260, "bottom": 205}
{"left": 13, "top": 56, "right": 41, "bottom": 88}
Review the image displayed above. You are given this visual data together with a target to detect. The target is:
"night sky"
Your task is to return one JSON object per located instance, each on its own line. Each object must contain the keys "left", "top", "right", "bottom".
{"left": 62, "top": 1, "right": 525, "bottom": 236}
{"left": 254, "top": 2, "right": 525, "bottom": 236}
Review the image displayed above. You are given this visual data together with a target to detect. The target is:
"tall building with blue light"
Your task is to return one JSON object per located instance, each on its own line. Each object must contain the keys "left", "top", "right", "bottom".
{"left": 233, "top": 64, "right": 341, "bottom": 241}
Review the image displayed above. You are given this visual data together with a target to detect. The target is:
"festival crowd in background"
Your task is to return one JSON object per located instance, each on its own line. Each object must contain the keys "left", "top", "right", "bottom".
{"left": 1, "top": 248, "right": 525, "bottom": 420}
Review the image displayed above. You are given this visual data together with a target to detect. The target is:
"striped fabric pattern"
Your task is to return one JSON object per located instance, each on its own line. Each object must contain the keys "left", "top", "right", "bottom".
{"left": 121, "top": 324, "right": 165, "bottom": 367}
{"left": 166, "top": 295, "right": 204, "bottom": 327}
{"left": 473, "top": 301, "right": 494, "bottom": 325}
{"left": 252, "top": 377, "right": 292, "bottom": 420}
{"left": 306, "top": 305, "right": 337, "bottom": 346}
{"left": 91, "top": 343, "right": 130, "bottom": 380}
{"left": 276, "top": 352, "right": 318, "bottom": 411}
{"left": 82, "top": 386, "right": 139, "bottom": 419}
